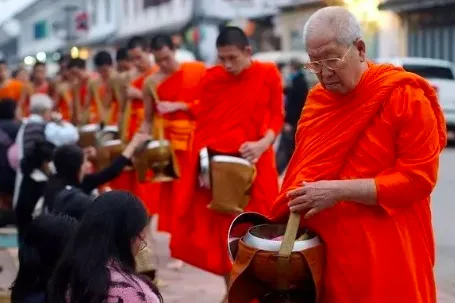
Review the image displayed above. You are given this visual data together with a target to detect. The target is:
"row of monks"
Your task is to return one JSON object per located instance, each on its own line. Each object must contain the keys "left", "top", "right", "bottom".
{"left": 0, "top": 28, "right": 284, "bottom": 295}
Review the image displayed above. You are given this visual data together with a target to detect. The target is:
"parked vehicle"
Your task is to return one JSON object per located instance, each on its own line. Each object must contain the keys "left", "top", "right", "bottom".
{"left": 375, "top": 57, "right": 455, "bottom": 141}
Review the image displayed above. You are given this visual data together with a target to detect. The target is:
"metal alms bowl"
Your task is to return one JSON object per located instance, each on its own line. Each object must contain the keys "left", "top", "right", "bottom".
{"left": 243, "top": 224, "right": 321, "bottom": 252}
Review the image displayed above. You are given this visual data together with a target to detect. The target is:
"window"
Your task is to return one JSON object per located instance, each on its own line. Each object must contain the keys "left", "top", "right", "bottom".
{"left": 403, "top": 64, "right": 455, "bottom": 80}
{"left": 105, "top": 0, "right": 111, "bottom": 22}
{"left": 143, "top": 0, "right": 171, "bottom": 9}
{"left": 33, "top": 20, "right": 48, "bottom": 40}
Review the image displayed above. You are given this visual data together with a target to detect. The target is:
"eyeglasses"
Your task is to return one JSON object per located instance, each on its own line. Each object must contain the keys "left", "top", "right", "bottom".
{"left": 304, "top": 45, "right": 353, "bottom": 74}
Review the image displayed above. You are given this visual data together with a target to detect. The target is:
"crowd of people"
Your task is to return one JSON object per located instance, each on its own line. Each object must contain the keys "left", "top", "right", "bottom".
{"left": 0, "top": 5, "right": 448, "bottom": 303}
{"left": 0, "top": 22, "right": 308, "bottom": 302}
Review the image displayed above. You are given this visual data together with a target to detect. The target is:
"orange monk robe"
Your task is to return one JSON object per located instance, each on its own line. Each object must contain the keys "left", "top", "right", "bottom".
{"left": 0, "top": 79, "right": 24, "bottom": 101}
{"left": 109, "top": 66, "right": 160, "bottom": 215}
{"left": 53, "top": 81, "right": 72, "bottom": 121}
{"left": 153, "top": 62, "right": 206, "bottom": 234}
{"left": 103, "top": 78, "right": 120, "bottom": 125}
{"left": 269, "top": 64, "right": 447, "bottom": 303}
{"left": 171, "top": 61, "right": 284, "bottom": 275}
{"left": 81, "top": 75, "right": 104, "bottom": 124}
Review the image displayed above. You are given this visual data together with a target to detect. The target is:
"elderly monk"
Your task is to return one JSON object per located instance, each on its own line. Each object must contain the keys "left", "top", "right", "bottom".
{"left": 108, "top": 36, "right": 160, "bottom": 215}
{"left": 177, "top": 26, "right": 283, "bottom": 301}
{"left": 142, "top": 34, "right": 205, "bottom": 269}
{"left": 269, "top": 7, "right": 446, "bottom": 303}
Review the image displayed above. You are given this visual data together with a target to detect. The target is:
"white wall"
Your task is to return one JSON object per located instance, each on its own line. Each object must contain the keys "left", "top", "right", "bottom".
{"left": 275, "top": 7, "right": 320, "bottom": 52}
{"left": 199, "top": 0, "right": 277, "bottom": 20}
{"left": 116, "top": 0, "right": 194, "bottom": 38}
{"left": 377, "top": 12, "right": 406, "bottom": 58}
{"left": 79, "top": 0, "right": 118, "bottom": 45}
{"left": 17, "top": 0, "right": 67, "bottom": 57}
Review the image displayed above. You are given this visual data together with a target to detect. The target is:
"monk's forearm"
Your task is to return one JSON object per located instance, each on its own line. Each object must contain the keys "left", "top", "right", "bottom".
{"left": 335, "top": 179, "right": 378, "bottom": 205}
{"left": 260, "top": 129, "right": 276, "bottom": 146}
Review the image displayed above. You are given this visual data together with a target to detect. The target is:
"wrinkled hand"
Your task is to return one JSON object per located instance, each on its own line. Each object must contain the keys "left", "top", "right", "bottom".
{"left": 156, "top": 101, "right": 184, "bottom": 114}
{"left": 239, "top": 140, "right": 268, "bottom": 163}
{"left": 287, "top": 180, "right": 341, "bottom": 219}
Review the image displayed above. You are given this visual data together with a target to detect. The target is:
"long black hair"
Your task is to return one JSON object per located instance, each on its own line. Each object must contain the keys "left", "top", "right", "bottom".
{"left": 10, "top": 214, "right": 77, "bottom": 302}
{"left": 47, "top": 191, "right": 162, "bottom": 303}
{"left": 43, "top": 144, "right": 84, "bottom": 211}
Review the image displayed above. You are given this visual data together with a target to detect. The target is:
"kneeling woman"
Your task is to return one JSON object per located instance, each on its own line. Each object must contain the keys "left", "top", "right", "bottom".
{"left": 43, "top": 132, "right": 149, "bottom": 220}
{"left": 47, "top": 191, "right": 162, "bottom": 303}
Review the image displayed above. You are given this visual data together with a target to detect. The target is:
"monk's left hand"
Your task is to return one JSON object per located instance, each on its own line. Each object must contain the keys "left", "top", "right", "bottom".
{"left": 239, "top": 140, "right": 268, "bottom": 163}
{"left": 287, "top": 181, "right": 341, "bottom": 219}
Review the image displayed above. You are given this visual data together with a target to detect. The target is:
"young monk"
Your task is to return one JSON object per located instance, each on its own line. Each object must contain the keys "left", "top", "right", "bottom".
{"left": 269, "top": 7, "right": 446, "bottom": 303}
{"left": 142, "top": 34, "right": 206, "bottom": 268}
{"left": 93, "top": 50, "right": 118, "bottom": 125}
{"left": 116, "top": 47, "right": 134, "bottom": 74}
{"left": 18, "top": 62, "right": 52, "bottom": 117}
{"left": 53, "top": 56, "right": 73, "bottom": 121}
{"left": 174, "top": 27, "right": 284, "bottom": 301}
{"left": 109, "top": 36, "right": 159, "bottom": 215}
{"left": 67, "top": 58, "right": 101, "bottom": 125}
{"left": 31, "top": 62, "right": 51, "bottom": 94}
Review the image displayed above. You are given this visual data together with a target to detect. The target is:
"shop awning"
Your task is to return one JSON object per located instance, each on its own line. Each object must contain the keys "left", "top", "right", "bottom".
{"left": 378, "top": 0, "right": 455, "bottom": 12}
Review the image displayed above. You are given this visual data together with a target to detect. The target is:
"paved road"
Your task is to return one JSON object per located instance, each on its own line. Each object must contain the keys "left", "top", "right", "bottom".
{"left": 0, "top": 148, "right": 453, "bottom": 302}
{"left": 433, "top": 147, "right": 455, "bottom": 297}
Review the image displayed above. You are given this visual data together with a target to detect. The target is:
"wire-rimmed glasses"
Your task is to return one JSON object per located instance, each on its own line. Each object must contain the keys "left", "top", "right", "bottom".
{"left": 304, "top": 45, "right": 353, "bottom": 74}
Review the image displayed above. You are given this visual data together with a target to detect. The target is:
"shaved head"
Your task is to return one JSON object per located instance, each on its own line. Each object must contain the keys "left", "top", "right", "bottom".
{"left": 303, "top": 6, "right": 362, "bottom": 50}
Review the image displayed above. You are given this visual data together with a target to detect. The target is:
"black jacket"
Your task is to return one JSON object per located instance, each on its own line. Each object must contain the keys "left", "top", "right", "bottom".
{"left": 284, "top": 71, "right": 309, "bottom": 128}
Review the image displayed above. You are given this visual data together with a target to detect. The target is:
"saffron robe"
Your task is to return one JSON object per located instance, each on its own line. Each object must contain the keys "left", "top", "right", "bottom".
{"left": 53, "top": 81, "right": 72, "bottom": 121}
{"left": 172, "top": 61, "right": 284, "bottom": 275}
{"left": 269, "top": 64, "right": 447, "bottom": 303}
{"left": 152, "top": 61, "right": 206, "bottom": 233}
{"left": 109, "top": 66, "right": 160, "bottom": 214}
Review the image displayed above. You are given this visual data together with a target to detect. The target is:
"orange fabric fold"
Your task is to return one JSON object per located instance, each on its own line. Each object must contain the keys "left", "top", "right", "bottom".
{"left": 0, "top": 79, "right": 23, "bottom": 101}
{"left": 153, "top": 62, "right": 206, "bottom": 234}
{"left": 269, "top": 64, "right": 446, "bottom": 303}
{"left": 170, "top": 61, "right": 284, "bottom": 275}
{"left": 162, "top": 119, "right": 195, "bottom": 151}
{"left": 56, "top": 87, "right": 72, "bottom": 122}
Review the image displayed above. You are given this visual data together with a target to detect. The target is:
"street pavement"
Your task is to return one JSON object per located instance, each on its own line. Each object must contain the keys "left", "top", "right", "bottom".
{"left": 0, "top": 148, "right": 454, "bottom": 302}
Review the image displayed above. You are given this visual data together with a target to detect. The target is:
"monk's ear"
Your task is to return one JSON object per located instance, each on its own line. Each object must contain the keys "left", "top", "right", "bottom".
{"left": 356, "top": 39, "right": 367, "bottom": 62}
{"left": 243, "top": 46, "right": 253, "bottom": 56}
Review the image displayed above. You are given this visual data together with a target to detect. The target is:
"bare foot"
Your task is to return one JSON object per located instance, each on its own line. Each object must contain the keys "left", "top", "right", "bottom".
{"left": 166, "top": 259, "right": 185, "bottom": 270}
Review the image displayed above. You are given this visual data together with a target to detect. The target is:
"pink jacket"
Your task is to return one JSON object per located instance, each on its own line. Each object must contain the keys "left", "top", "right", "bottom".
{"left": 106, "top": 265, "right": 160, "bottom": 303}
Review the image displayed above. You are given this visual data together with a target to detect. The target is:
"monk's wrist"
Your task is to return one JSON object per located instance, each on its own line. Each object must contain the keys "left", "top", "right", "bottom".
{"left": 260, "top": 130, "right": 275, "bottom": 147}
{"left": 333, "top": 179, "right": 377, "bottom": 205}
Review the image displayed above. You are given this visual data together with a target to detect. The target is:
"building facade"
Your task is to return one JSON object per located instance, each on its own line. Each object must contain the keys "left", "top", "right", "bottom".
{"left": 379, "top": 0, "right": 455, "bottom": 62}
